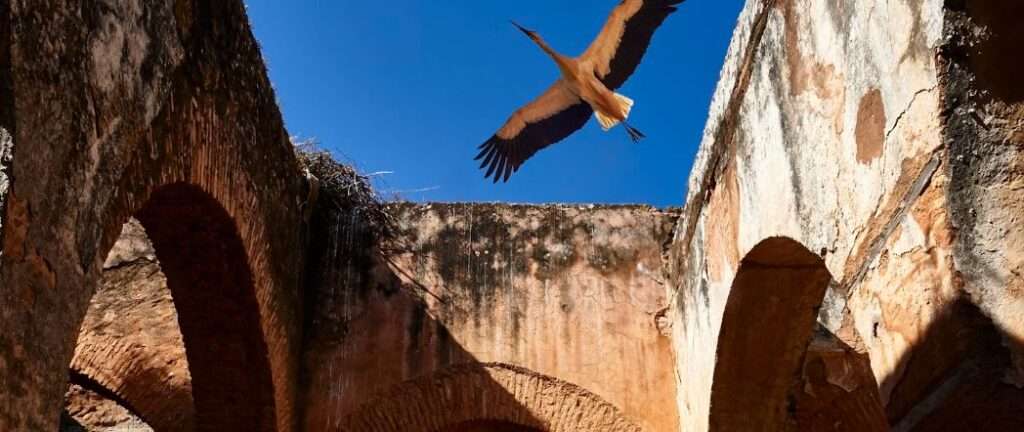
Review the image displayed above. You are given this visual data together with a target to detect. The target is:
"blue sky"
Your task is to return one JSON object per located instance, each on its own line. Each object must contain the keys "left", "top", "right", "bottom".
{"left": 245, "top": 0, "right": 744, "bottom": 207}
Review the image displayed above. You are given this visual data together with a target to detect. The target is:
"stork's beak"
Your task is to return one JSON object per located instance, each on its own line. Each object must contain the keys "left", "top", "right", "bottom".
{"left": 510, "top": 20, "right": 536, "bottom": 38}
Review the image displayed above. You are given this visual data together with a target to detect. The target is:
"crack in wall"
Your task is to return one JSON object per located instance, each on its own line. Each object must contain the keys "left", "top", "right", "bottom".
{"left": 886, "top": 86, "right": 939, "bottom": 141}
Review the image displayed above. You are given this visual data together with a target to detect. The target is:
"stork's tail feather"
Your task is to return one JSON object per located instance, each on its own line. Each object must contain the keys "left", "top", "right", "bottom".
{"left": 595, "top": 92, "right": 635, "bottom": 131}
{"left": 595, "top": 111, "right": 618, "bottom": 131}
{"left": 615, "top": 93, "right": 634, "bottom": 117}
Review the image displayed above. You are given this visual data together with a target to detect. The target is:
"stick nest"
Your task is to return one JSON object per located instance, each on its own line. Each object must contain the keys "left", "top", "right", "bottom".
{"left": 295, "top": 142, "right": 396, "bottom": 242}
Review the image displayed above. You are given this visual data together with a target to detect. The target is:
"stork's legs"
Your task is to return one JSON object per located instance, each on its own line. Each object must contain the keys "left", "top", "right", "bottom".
{"left": 623, "top": 122, "right": 646, "bottom": 143}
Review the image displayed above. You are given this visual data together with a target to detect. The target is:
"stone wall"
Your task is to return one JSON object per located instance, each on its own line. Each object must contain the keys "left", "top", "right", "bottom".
{"left": 668, "top": 0, "right": 1024, "bottom": 430}
{"left": 302, "top": 203, "right": 680, "bottom": 431}
{"left": 943, "top": 0, "right": 1024, "bottom": 382}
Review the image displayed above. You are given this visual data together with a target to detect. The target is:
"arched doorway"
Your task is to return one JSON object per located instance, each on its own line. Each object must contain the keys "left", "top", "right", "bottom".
{"left": 708, "top": 237, "right": 886, "bottom": 431}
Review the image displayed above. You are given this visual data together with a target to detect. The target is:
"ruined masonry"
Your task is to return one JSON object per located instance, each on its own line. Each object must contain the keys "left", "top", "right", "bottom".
{"left": 1, "top": 0, "right": 1022, "bottom": 431}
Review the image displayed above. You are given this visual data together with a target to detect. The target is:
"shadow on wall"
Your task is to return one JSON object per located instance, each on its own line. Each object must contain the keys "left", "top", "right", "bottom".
{"left": 887, "top": 0, "right": 1024, "bottom": 429}
{"left": 708, "top": 236, "right": 1024, "bottom": 431}
{"left": 299, "top": 205, "right": 643, "bottom": 432}
{"left": 881, "top": 298, "right": 1024, "bottom": 431}
{"left": 449, "top": 420, "right": 544, "bottom": 432}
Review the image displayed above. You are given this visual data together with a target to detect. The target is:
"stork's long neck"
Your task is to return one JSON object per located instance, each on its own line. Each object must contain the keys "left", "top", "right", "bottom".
{"left": 532, "top": 37, "right": 574, "bottom": 78}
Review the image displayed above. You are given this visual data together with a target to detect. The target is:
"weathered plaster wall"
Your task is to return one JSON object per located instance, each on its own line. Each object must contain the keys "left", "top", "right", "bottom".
{"left": 670, "top": 0, "right": 1023, "bottom": 430}
{"left": 302, "top": 203, "right": 679, "bottom": 431}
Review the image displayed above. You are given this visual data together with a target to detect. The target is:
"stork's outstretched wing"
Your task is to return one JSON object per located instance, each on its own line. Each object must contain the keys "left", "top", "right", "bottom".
{"left": 582, "top": 0, "right": 685, "bottom": 90}
{"left": 476, "top": 80, "right": 593, "bottom": 182}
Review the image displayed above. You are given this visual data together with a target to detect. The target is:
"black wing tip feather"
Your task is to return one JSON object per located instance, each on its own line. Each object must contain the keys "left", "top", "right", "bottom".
{"left": 476, "top": 136, "right": 515, "bottom": 183}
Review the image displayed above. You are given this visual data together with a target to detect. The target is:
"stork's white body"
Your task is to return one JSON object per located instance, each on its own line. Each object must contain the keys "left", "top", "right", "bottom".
{"left": 531, "top": 36, "right": 635, "bottom": 131}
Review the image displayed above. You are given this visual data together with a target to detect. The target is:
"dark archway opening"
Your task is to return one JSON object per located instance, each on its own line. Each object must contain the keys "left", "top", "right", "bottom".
{"left": 708, "top": 237, "right": 887, "bottom": 431}
{"left": 134, "top": 183, "right": 276, "bottom": 431}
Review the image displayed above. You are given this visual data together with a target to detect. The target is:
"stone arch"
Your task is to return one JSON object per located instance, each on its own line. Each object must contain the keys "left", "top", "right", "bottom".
{"left": 65, "top": 184, "right": 283, "bottom": 432}
{"left": 69, "top": 337, "right": 191, "bottom": 431}
{"left": 0, "top": 1, "right": 310, "bottom": 430}
{"left": 708, "top": 237, "right": 884, "bottom": 431}
{"left": 338, "top": 363, "right": 642, "bottom": 432}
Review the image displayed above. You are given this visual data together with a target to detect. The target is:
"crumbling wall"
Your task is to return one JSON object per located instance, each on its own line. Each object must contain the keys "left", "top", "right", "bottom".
{"left": 302, "top": 203, "right": 679, "bottom": 432}
{"left": 669, "top": 0, "right": 1024, "bottom": 430}
{"left": 943, "top": 0, "right": 1024, "bottom": 383}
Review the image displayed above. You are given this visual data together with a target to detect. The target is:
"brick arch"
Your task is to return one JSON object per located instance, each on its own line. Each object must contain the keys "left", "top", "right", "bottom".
{"left": 338, "top": 363, "right": 642, "bottom": 432}
{"left": 0, "top": 1, "right": 310, "bottom": 430}
{"left": 708, "top": 237, "right": 833, "bottom": 431}
{"left": 69, "top": 337, "right": 192, "bottom": 431}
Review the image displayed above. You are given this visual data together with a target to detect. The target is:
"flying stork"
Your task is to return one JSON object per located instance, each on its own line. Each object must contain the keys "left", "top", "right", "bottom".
{"left": 475, "top": 0, "right": 686, "bottom": 182}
